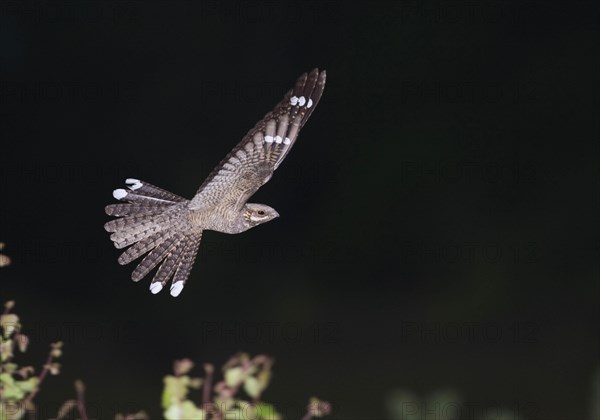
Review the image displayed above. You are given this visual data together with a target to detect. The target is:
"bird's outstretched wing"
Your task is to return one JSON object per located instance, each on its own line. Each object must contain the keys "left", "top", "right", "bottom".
{"left": 189, "top": 68, "right": 326, "bottom": 211}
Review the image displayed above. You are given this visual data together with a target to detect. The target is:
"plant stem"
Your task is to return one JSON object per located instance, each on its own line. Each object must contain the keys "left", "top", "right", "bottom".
{"left": 23, "top": 350, "right": 53, "bottom": 406}
{"left": 203, "top": 363, "right": 213, "bottom": 405}
{"left": 76, "top": 381, "right": 89, "bottom": 420}
{"left": 300, "top": 412, "right": 312, "bottom": 420}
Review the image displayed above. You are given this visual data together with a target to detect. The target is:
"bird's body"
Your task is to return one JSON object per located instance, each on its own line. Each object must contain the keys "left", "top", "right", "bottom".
{"left": 105, "top": 69, "right": 326, "bottom": 296}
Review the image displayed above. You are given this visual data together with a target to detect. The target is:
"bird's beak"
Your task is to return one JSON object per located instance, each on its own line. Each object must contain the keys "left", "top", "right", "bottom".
{"left": 274, "top": 211, "right": 280, "bottom": 218}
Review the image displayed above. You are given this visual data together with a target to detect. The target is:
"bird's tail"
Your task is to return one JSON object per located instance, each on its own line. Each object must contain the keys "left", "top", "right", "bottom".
{"left": 104, "top": 179, "right": 201, "bottom": 297}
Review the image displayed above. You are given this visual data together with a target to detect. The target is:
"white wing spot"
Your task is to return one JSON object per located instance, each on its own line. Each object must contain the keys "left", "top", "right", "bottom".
{"left": 170, "top": 281, "right": 184, "bottom": 297}
{"left": 125, "top": 178, "right": 143, "bottom": 190}
{"left": 290, "top": 96, "right": 299, "bottom": 105}
{"left": 283, "top": 137, "right": 291, "bottom": 145}
{"left": 264, "top": 135, "right": 274, "bottom": 143}
{"left": 298, "top": 96, "right": 306, "bottom": 106}
{"left": 274, "top": 135, "right": 283, "bottom": 144}
{"left": 150, "top": 282, "right": 163, "bottom": 294}
{"left": 307, "top": 98, "right": 313, "bottom": 108}
{"left": 113, "top": 189, "right": 128, "bottom": 200}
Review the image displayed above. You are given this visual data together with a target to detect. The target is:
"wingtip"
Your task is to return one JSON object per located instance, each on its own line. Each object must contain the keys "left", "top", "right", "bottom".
{"left": 319, "top": 69, "right": 327, "bottom": 83}
{"left": 310, "top": 68, "right": 326, "bottom": 85}
{"left": 297, "top": 72, "right": 308, "bottom": 82}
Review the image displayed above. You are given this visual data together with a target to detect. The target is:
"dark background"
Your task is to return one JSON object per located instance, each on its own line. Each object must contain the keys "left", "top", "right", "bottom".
{"left": 1, "top": 1, "right": 598, "bottom": 419}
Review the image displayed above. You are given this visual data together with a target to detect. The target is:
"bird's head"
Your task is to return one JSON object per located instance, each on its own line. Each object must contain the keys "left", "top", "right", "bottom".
{"left": 242, "top": 203, "right": 280, "bottom": 229}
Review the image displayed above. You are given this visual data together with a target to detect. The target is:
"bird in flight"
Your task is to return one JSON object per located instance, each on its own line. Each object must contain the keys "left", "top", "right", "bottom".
{"left": 105, "top": 69, "right": 326, "bottom": 297}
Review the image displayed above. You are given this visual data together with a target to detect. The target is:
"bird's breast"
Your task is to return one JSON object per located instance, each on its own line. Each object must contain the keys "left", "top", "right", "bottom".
{"left": 188, "top": 206, "right": 242, "bottom": 234}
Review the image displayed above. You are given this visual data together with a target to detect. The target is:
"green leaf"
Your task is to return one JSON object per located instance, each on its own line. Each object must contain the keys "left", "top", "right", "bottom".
{"left": 173, "top": 358, "right": 194, "bottom": 376}
{"left": 225, "top": 367, "right": 244, "bottom": 387}
{"left": 180, "top": 401, "right": 205, "bottom": 420}
{"left": 244, "top": 376, "right": 262, "bottom": 399}
{"left": 1, "top": 373, "right": 25, "bottom": 400}
{"left": 164, "top": 401, "right": 205, "bottom": 420}
{"left": 163, "top": 404, "right": 182, "bottom": 420}
{"left": 223, "top": 408, "right": 244, "bottom": 420}
{"left": 189, "top": 377, "right": 203, "bottom": 389}
{"left": 15, "top": 377, "right": 38, "bottom": 393}
{"left": 257, "top": 368, "right": 271, "bottom": 388}
{"left": 0, "top": 372, "right": 15, "bottom": 386}
{"left": 0, "top": 339, "right": 14, "bottom": 362}
{"left": 3, "top": 363, "right": 18, "bottom": 374}
{"left": 0, "top": 314, "right": 19, "bottom": 338}
{"left": 162, "top": 375, "right": 191, "bottom": 409}
{"left": 233, "top": 402, "right": 281, "bottom": 420}
{"left": 254, "top": 402, "right": 281, "bottom": 420}
{"left": 0, "top": 401, "right": 25, "bottom": 420}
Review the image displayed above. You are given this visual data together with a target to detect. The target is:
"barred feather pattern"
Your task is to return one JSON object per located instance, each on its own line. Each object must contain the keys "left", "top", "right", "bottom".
{"left": 105, "top": 204, "right": 169, "bottom": 218}
{"left": 130, "top": 233, "right": 181, "bottom": 281}
{"left": 119, "top": 231, "right": 172, "bottom": 267}
{"left": 149, "top": 237, "right": 189, "bottom": 293}
{"left": 105, "top": 69, "right": 326, "bottom": 297}
{"left": 108, "top": 208, "right": 185, "bottom": 249}
{"left": 189, "top": 68, "right": 326, "bottom": 212}
{"left": 170, "top": 234, "right": 202, "bottom": 296}
{"left": 106, "top": 178, "right": 203, "bottom": 296}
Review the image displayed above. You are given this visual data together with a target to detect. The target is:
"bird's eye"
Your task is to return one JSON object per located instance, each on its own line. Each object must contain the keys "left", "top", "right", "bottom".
{"left": 257, "top": 210, "right": 265, "bottom": 216}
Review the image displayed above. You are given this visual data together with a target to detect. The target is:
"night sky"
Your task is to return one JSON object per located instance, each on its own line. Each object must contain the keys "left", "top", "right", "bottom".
{"left": 0, "top": 1, "right": 598, "bottom": 419}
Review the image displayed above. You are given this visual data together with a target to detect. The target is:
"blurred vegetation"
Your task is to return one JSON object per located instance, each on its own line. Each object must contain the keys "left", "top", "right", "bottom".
{"left": 385, "top": 372, "right": 600, "bottom": 420}
{"left": 0, "top": 243, "right": 10, "bottom": 268}
{"left": 385, "top": 389, "right": 521, "bottom": 420}
{"left": 0, "top": 297, "right": 330, "bottom": 420}
{"left": 0, "top": 300, "right": 62, "bottom": 420}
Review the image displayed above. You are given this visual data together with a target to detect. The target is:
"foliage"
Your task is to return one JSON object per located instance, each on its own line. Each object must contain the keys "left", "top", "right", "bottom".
{"left": 160, "top": 353, "right": 330, "bottom": 420}
{"left": 0, "top": 301, "right": 62, "bottom": 420}
{"left": 1, "top": 252, "right": 331, "bottom": 420}
{"left": 385, "top": 389, "right": 521, "bottom": 420}
{"left": 55, "top": 353, "right": 330, "bottom": 420}
{"left": 0, "top": 243, "right": 10, "bottom": 268}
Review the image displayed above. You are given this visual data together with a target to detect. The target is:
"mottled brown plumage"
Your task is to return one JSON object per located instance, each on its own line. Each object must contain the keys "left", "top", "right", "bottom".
{"left": 105, "top": 69, "right": 327, "bottom": 296}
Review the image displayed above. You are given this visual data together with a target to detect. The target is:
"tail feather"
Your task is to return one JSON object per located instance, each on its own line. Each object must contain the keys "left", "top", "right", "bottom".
{"left": 112, "top": 189, "right": 175, "bottom": 206}
{"left": 105, "top": 204, "right": 167, "bottom": 218}
{"left": 104, "top": 213, "right": 163, "bottom": 233}
{"left": 148, "top": 237, "right": 189, "bottom": 293}
{"left": 124, "top": 179, "right": 186, "bottom": 202}
{"left": 108, "top": 211, "right": 170, "bottom": 240}
{"left": 112, "top": 225, "right": 165, "bottom": 249}
{"left": 131, "top": 233, "right": 181, "bottom": 281}
{"left": 109, "top": 205, "right": 185, "bottom": 248}
{"left": 106, "top": 178, "right": 202, "bottom": 296}
{"left": 169, "top": 234, "right": 202, "bottom": 297}
{"left": 117, "top": 231, "right": 169, "bottom": 265}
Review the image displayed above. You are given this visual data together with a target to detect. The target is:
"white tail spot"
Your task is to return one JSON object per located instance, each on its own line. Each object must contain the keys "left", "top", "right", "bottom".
{"left": 125, "top": 178, "right": 143, "bottom": 190}
{"left": 307, "top": 98, "right": 313, "bottom": 108}
{"left": 290, "top": 96, "right": 299, "bottom": 105}
{"left": 283, "top": 137, "right": 291, "bottom": 145}
{"left": 150, "top": 282, "right": 163, "bottom": 294}
{"left": 113, "top": 189, "right": 128, "bottom": 200}
{"left": 274, "top": 135, "right": 282, "bottom": 144}
{"left": 264, "top": 135, "right": 274, "bottom": 143}
{"left": 298, "top": 96, "right": 306, "bottom": 106}
{"left": 170, "top": 281, "right": 184, "bottom": 297}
